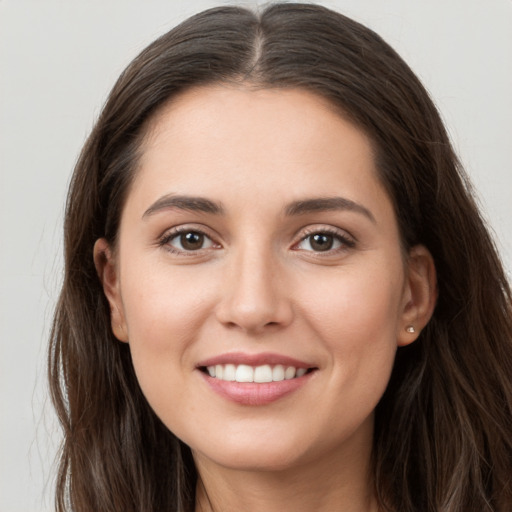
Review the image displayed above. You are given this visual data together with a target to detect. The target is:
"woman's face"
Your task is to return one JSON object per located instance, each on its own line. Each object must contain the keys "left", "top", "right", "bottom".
{"left": 96, "top": 86, "right": 433, "bottom": 473}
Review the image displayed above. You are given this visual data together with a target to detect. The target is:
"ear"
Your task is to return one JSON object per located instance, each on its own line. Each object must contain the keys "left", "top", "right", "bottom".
{"left": 93, "top": 238, "right": 129, "bottom": 342}
{"left": 397, "top": 245, "right": 437, "bottom": 347}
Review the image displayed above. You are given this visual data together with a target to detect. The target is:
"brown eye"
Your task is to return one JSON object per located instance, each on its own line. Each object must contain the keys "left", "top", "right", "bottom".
{"left": 180, "top": 231, "right": 204, "bottom": 250}
{"left": 165, "top": 230, "right": 215, "bottom": 252}
{"left": 296, "top": 230, "right": 354, "bottom": 253}
{"left": 309, "top": 233, "right": 334, "bottom": 251}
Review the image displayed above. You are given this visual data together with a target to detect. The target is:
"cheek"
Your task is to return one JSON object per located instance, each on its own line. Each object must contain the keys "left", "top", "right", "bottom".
{"left": 297, "top": 265, "right": 403, "bottom": 441}
{"left": 118, "top": 279, "right": 210, "bottom": 439}
{"left": 305, "top": 260, "right": 403, "bottom": 330}
{"left": 118, "top": 265, "right": 216, "bottom": 402}
{"left": 121, "top": 261, "right": 215, "bottom": 345}
{"left": 301, "top": 260, "right": 404, "bottom": 379}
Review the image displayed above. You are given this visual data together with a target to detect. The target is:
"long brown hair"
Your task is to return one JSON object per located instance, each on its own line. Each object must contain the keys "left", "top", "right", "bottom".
{"left": 49, "top": 3, "right": 512, "bottom": 511}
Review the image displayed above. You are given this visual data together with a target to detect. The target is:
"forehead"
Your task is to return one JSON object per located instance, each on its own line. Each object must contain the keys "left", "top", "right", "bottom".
{"left": 125, "top": 85, "right": 392, "bottom": 223}
{"left": 144, "top": 85, "right": 370, "bottom": 157}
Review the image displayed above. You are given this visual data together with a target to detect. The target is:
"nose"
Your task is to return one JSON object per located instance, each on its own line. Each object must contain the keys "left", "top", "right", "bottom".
{"left": 215, "top": 244, "right": 294, "bottom": 334}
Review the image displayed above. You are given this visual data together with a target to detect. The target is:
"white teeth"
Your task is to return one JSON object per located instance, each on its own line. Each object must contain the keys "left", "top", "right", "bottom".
{"left": 235, "top": 364, "right": 254, "bottom": 382}
{"left": 272, "top": 364, "right": 285, "bottom": 382}
{"left": 223, "top": 363, "right": 236, "bottom": 381}
{"left": 296, "top": 368, "right": 307, "bottom": 377}
{"left": 205, "top": 363, "right": 310, "bottom": 382}
{"left": 285, "top": 366, "right": 296, "bottom": 380}
{"left": 254, "top": 365, "right": 273, "bottom": 383}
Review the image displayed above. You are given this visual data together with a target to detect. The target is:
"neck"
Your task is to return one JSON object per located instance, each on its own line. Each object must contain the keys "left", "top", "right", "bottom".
{"left": 193, "top": 424, "right": 378, "bottom": 512}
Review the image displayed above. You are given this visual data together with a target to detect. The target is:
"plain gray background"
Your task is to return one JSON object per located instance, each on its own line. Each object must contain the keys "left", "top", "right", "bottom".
{"left": 1, "top": 1, "right": 511, "bottom": 510}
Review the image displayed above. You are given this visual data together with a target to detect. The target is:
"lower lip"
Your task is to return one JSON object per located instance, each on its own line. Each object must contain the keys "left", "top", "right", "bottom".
{"left": 200, "top": 371, "right": 314, "bottom": 406}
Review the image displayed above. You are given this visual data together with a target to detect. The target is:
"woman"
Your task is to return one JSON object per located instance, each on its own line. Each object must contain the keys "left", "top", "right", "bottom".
{"left": 49, "top": 3, "right": 512, "bottom": 511}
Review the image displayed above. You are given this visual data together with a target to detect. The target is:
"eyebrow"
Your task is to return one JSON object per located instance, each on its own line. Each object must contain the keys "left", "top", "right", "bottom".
{"left": 284, "top": 197, "right": 376, "bottom": 223}
{"left": 142, "top": 194, "right": 225, "bottom": 218}
{"left": 142, "top": 193, "right": 375, "bottom": 223}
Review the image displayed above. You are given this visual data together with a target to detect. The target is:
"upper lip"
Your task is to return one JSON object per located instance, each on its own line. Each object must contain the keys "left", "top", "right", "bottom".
{"left": 196, "top": 351, "right": 316, "bottom": 369}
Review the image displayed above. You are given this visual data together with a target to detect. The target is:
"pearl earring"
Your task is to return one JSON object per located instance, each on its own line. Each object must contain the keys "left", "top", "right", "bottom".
{"left": 406, "top": 325, "right": 415, "bottom": 333}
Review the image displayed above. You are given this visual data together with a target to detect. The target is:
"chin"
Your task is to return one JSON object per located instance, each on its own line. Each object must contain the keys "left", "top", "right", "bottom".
{"left": 190, "top": 430, "right": 310, "bottom": 472}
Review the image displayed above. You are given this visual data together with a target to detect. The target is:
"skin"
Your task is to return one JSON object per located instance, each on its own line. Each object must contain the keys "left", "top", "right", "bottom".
{"left": 95, "top": 85, "right": 437, "bottom": 512}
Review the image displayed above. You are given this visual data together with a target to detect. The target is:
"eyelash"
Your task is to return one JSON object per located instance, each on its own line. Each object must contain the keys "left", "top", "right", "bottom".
{"left": 157, "top": 226, "right": 356, "bottom": 256}
{"left": 157, "top": 226, "right": 218, "bottom": 256}
{"left": 294, "top": 227, "right": 356, "bottom": 254}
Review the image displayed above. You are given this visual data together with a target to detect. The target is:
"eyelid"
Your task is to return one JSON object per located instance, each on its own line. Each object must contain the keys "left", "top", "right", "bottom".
{"left": 156, "top": 223, "right": 355, "bottom": 256}
{"left": 157, "top": 224, "right": 221, "bottom": 255}
{"left": 292, "top": 225, "right": 356, "bottom": 253}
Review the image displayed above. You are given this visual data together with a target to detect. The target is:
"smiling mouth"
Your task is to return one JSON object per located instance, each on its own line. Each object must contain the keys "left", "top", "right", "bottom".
{"left": 200, "top": 364, "right": 316, "bottom": 383}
